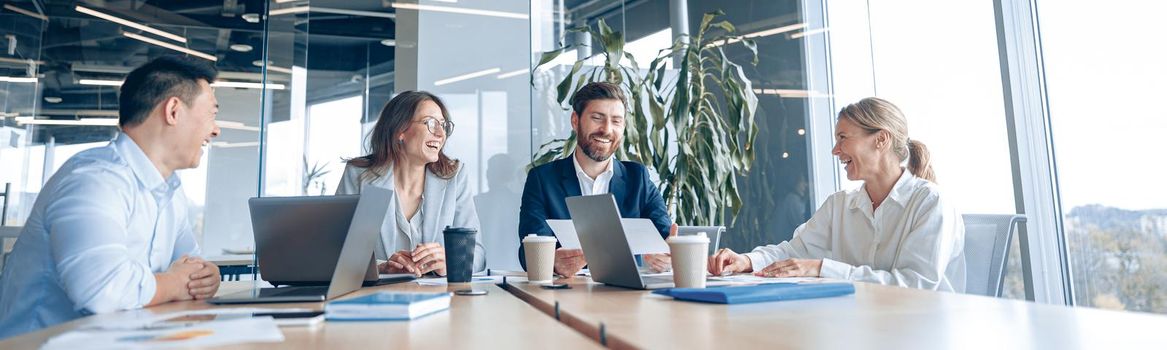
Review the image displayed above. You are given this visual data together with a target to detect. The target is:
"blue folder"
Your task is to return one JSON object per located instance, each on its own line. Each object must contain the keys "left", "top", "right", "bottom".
{"left": 652, "top": 283, "right": 855, "bottom": 304}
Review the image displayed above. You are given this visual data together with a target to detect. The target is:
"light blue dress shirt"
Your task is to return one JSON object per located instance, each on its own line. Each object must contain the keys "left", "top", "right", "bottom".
{"left": 0, "top": 133, "right": 200, "bottom": 339}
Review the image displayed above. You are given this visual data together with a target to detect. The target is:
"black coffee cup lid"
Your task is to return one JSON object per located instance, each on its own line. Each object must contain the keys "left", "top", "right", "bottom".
{"left": 443, "top": 226, "right": 477, "bottom": 234}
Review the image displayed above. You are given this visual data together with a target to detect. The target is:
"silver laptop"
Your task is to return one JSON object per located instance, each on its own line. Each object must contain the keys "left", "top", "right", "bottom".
{"left": 565, "top": 194, "right": 674, "bottom": 290}
{"left": 210, "top": 187, "right": 403, "bottom": 304}
{"left": 678, "top": 226, "right": 724, "bottom": 255}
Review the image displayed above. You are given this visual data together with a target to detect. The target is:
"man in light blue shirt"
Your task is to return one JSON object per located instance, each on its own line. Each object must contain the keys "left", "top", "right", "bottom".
{"left": 0, "top": 56, "right": 224, "bottom": 339}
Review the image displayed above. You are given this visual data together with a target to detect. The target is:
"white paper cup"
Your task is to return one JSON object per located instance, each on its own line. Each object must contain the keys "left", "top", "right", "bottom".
{"left": 668, "top": 233, "right": 710, "bottom": 288}
{"left": 523, "top": 234, "right": 558, "bottom": 283}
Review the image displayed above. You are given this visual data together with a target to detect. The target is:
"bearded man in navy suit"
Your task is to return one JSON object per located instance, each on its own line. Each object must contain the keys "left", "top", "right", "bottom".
{"left": 518, "top": 82, "right": 675, "bottom": 275}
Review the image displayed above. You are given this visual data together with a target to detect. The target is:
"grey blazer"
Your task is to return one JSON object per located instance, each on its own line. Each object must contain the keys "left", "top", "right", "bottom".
{"left": 336, "top": 162, "right": 486, "bottom": 272}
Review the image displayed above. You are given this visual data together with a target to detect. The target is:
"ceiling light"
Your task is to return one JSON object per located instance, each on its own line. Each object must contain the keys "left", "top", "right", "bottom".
{"left": 380, "top": 39, "right": 396, "bottom": 47}
{"left": 390, "top": 3, "right": 528, "bottom": 20}
{"left": 75, "top": 5, "right": 187, "bottom": 43}
{"left": 252, "top": 61, "right": 294, "bottom": 75}
{"left": 4, "top": 4, "right": 47, "bottom": 21}
{"left": 269, "top": 6, "right": 309, "bottom": 16}
{"left": 434, "top": 67, "right": 501, "bottom": 86}
{"left": 752, "top": 88, "right": 828, "bottom": 98}
{"left": 241, "top": 13, "right": 260, "bottom": 23}
{"left": 44, "top": 96, "right": 62, "bottom": 103}
{"left": 797, "top": 128, "right": 806, "bottom": 135}
{"left": 496, "top": 69, "right": 527, "bottom": 79}
{"left": 229, "top": 44, "right": 253, "bottom": 52}
{"left": 704, "top": 22, "right": 807, "bottom": 47}
{"left": 123, "top": 32, "right": 217, "bottom": 61}
{"left": 268, "top": 6, "right": 396, "bottom": 19}
{"left": 211, "top": 81, "right": 286, "bottom": 90}
{"left": 708, "top": 23, "right": 807, "bottom": 48}
{"left": 15, "top": 117, "right": 118, "bottom": 126}
{"left": 790, "top": 28, "right": 829, "bottom": 40}
{"left": 781, "top": 152, "right": 790, "bottom": 159}
{"left": 79, "top": 79, "right": 123, "bottom": 86}
{"left": 0, "top": 76, "right": 37, "bottom": 83}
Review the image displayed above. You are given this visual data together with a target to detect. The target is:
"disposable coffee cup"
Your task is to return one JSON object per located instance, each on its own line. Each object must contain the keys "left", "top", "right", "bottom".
{"left": 668, "top": 233, "right": 710, "bottom": 288}
{"left": 443, "top": 226, "right": 477, "bottom": 283}
{"left": 522, "top": 234, "right": 558, "bottom": 283}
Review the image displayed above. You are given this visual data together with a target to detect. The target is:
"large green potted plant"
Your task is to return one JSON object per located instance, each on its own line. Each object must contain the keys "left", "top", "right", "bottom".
{"left": 531, "top": 10, "right": 759, "bottom": 226}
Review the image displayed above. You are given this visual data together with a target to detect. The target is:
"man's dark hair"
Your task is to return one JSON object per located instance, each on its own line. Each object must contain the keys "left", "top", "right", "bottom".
{"left": 118, "top": 56, "right": 218, "bottom": 127}
{"left": 570, "top": 82, "right": 627, "bottom": 117}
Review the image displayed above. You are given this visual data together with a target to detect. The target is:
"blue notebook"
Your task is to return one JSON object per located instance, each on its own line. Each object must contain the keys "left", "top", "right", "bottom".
{"left": 652, "top": 283, "right": 855, "bottom": 304}
{"left": 325, "top": 292, "right": 451, "bottom": 321}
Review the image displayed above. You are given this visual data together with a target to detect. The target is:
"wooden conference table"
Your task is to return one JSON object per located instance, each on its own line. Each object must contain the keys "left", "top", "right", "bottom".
{"left": 505, "top": 277, "right": 1167, "bottom": 349}
{"left": 0, "top": 280, "right": 600, "bottom": 349}
{"left": 4, "top": 275, "right": 1167, "bottom": 349}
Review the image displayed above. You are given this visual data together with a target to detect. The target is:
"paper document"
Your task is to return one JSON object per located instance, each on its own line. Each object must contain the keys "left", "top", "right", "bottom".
{"left": 414, "top": 275, "right": 503, "bottom": 286}
{"left": 545, "top": 220, "right": 582, "bottom": 249}
{"left": 82, "top": 307, "right": 314, "bottom": 331}
{"left": 545, "top": 218, "right": 669, "bottom": 254}
{"left": 43, "top": 317, "right": 284, "bottom": 350}
{"left": 707, "top": 275, "right": 823, "bottom": 285}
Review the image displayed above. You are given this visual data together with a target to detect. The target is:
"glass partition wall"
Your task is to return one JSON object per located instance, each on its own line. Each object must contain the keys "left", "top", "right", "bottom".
{"left": 530, "top": 0, "right": 822, "bottom": 253}
{"left": 0, "top": 1, "right": 268, "bottom": 272}
{"left": 0, "top": 0, "right": 822, "bottom": 281}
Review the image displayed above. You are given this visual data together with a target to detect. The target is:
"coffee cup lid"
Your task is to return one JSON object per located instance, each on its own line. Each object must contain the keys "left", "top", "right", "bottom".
{"left": 667, "top": 233, "right": 709, "bottom": 244}
{"left": 444, "top": 226, "right": 477, "bottom": 234}
{"left": 523, "top": 234, "right": 557, "bottom": 243}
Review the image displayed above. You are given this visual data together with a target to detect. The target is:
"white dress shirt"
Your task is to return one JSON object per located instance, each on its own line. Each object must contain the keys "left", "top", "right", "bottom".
{"left": 0, "top": 133, "right": 199, "bottom": 339}
{"left": 744, "top": 169, "right": 966, "bottom": 292}
{"left": 572, "top": 152, "right": 615, "bottom": 196}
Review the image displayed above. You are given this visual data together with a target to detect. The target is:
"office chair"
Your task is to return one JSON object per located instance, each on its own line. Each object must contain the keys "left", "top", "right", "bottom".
{"left": 962, "top": 214, "right": 1026, "bottom": 297}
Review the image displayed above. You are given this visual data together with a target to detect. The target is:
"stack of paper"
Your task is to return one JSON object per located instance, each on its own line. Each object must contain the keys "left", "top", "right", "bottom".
{"left": 325, "top": 292, "right": 451, "bottom": 321}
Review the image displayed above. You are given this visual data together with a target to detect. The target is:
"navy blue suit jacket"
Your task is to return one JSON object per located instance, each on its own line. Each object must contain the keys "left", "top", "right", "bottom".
{"left": 517, "top": 157, "right": 672, "bottom": 270}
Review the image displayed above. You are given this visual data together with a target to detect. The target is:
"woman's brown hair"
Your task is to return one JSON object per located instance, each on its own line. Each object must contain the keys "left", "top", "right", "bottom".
{"left": 348, "top": 91, "right": 459, "bottom": 180}
{"left": 838, "top": 97, "right": 936, "bottom": 183}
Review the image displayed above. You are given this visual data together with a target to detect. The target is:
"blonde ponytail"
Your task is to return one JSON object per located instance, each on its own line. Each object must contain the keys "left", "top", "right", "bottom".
{"left": 907, "top": 139, "right": 936, "bottom": 183}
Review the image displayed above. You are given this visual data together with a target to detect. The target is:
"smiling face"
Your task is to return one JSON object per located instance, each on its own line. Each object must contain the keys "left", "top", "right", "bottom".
{"left": 571, "top": 98, "right": 625, "bottom": 162}
{"left": 174, "top": 80, "right": 220, "bottom": 170}
{"left": 831, "top": 117, "right": 884, "bottom": 182}
{"left": 398, "top": 99, "right": 447, "bottom": 165}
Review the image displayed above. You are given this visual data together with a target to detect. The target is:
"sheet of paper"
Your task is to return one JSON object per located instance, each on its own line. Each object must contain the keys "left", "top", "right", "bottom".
{"left": 414, "top": 275, "right": 503, "bottom": 286}
{"left": 707, "top": 275, "right": 823, "bottom": 285}
{"left": 44, "top": 317, "right": 284, "bottom": 350}
{"left": 83, "top": 307, "right": 315, "bottom": 331}
{"left": 620, "top": 219, "right": 670, "bottom": 254}
{"left": 544, "top": 219, "right": 581, "bottom": 249}
{"left": 545, "top": 219, "right": 669, "bottom": 254}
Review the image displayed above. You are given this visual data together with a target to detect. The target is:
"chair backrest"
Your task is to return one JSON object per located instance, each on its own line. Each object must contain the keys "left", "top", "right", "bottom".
{"left": 961, "top": 214, "right": 1025, "bottom": 297}
{"left": 677, "top": 226, "right": 725, "bottom": 256}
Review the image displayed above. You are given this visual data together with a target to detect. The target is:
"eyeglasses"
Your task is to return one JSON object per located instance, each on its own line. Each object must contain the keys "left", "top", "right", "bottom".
{"left": 417, "top": 117, "right": 454, "bottom": 137}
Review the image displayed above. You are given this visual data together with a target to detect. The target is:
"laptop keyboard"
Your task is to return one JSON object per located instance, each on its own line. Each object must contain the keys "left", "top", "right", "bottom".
{"left": 642, "top": 276, "right": 674, "bottom": 285}
{"left": 262, "top": 286, "right": 329, "bottom": 297}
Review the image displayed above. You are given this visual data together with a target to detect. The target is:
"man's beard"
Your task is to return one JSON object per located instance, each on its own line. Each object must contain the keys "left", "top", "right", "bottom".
{"left": 578, "top": 131, "right": 619, "bottom": 162}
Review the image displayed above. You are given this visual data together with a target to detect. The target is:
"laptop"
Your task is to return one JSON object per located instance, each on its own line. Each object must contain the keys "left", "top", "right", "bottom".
{"left": 565, "top": 194, "right": 675, "bottom": 290}
{"left": 210, "top": 187, "right": 406, "bottom": 304}
{"left": 678, "top": 226, "right": 724, "bottom": 255}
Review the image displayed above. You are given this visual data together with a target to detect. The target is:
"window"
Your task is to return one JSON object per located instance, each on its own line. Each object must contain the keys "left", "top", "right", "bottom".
{"left": 1038, "top": 0, "right": 1167, "bottom": 313}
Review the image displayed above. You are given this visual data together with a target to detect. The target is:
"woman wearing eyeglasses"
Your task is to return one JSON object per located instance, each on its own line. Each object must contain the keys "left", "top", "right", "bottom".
{"left": 337, "top": 91, "right": 485, "bottom": 277}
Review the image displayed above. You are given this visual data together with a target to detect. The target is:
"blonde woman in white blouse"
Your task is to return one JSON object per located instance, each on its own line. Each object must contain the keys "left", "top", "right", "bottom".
{"left": 709, "top": 97, "right": 966, "bottom": 292}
